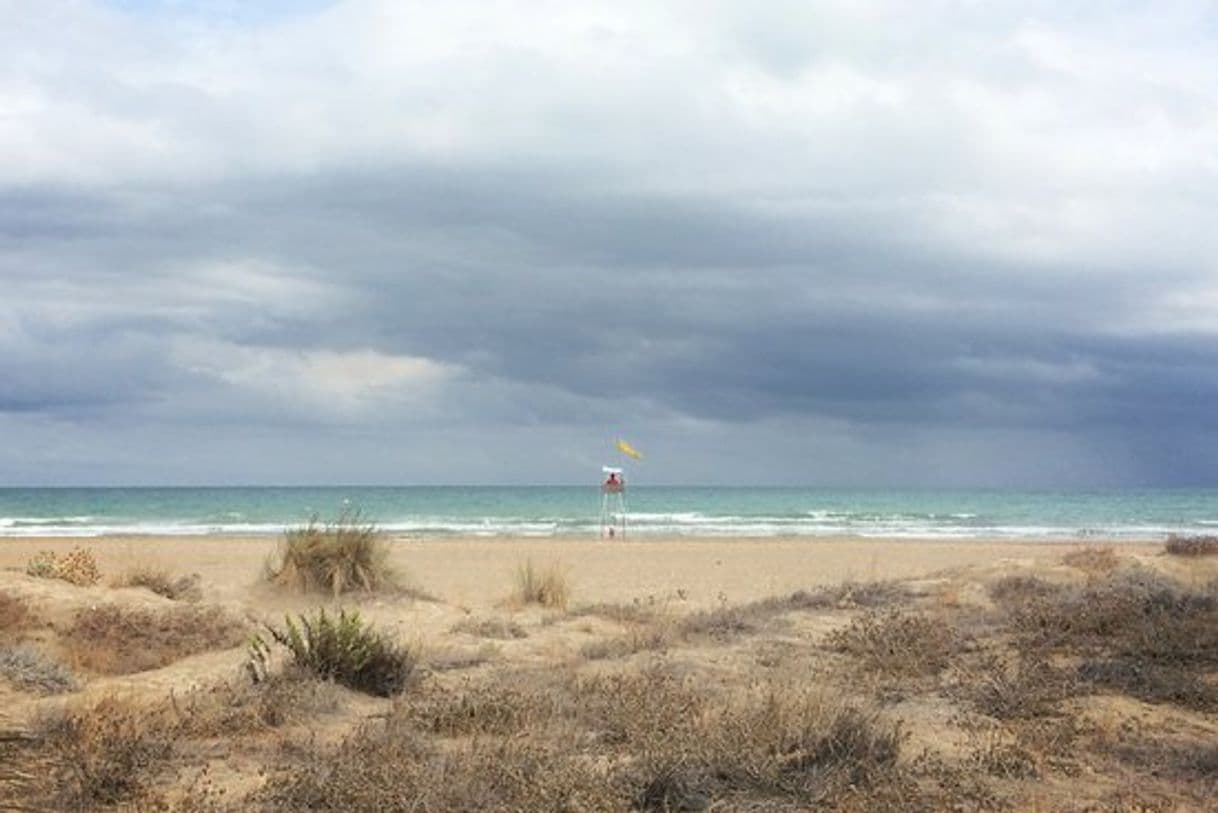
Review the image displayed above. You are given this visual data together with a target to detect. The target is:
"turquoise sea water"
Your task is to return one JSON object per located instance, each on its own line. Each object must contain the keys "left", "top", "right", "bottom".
{"left": 1, "top": 486, "right": 1216, "bottom": 539}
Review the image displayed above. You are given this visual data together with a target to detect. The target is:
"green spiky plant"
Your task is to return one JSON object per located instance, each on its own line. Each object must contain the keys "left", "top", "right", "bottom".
{"left": 258, "top": 608, "right": 414, "bottom": 697}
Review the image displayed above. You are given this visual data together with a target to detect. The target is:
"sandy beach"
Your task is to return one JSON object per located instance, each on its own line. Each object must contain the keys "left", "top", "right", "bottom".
{"left": 2, "top": 532, "right": 1215, "bottom": 811}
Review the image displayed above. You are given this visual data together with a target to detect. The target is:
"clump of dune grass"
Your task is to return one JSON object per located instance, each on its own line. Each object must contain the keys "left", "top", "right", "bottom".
{"left": 112, "top": 567, "right": 202, "bottom": 602}
{"left": 0, "top": 647, "right": 77, "bottom": 694}
{"left": 512, "top": 558, "right": 569, "bottom": 610}
{"left": 64, "top": 604, "right": 246, "bottom": 675}
{"left": 1165, "top": 534, "right": 1218, "bottom": 557}
{"left": 265, "top": 510, "right": 397, "bottom": 597}
{"left": 259, "top": 608, "right": 415, "bottom": 697}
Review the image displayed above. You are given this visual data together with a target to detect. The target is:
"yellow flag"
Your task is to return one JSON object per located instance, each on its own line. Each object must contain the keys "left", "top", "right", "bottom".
{"left": 617, "top": 439, "right": 643, "bottom": 460}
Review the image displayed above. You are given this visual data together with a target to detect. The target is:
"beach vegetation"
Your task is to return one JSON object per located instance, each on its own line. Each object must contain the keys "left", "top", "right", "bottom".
{"left": 1062, "top": 545, "right": 1120, "bottom": 574}
{"left": 32, "top": 695, "right": 177, "bottom": 810}
{"left": 112, "top": 566, "right": 202, "bottom": 602}
{"left": 64, "top": 603, "right": 246, "bottom": 675}
{"left": 260, "top": 608, "right": 415, "bottom": 697}
{"left": 1164, "top": 534, "right": 1218, "bottom": 557}
{"left": 511, "top": 558, "right": 570, "bottom": 610}
{"left": 0, "top": 646, "right": 78, "bottom": 694}
{"left": 265, "top": 509, "right": 397, "bottom": 596}
{"left": 449, "top": 616, "right": 528, "bottom": 639}
{"left": 0, "top": 590, "right": 32, "bottom": 633}
{"left": 259, "top": 664, "right": 914, "bottom": 812}
{"left": 24, "top": 546, "right": 101, "bottom": 586}
{"left": 826, "top": 609, "right": 958, "bottom": 681}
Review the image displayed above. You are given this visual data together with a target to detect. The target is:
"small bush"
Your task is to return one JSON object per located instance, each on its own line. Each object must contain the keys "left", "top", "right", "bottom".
{"left": 989, "top": 575, "right": 1064, "bottom": 606}
{"left": 0, "top": 646, "right": 77, "bottom": 694}
{"left": 827, "top": 610, "right": 958, "bottom": 680}
{"left": 1063, "top": 545, "right": 1120, "bottom": 574}
{"left": 265, "top": 510, "right": 396, "bottom": 596}
{"left": 113, "top": 567, "right": 202, "bottom": 602}
{"left": 449, "top": 617, "right": 528, "bottom": 639}
{"left": 0, "top": 591, "right": 31, "bottom": 633}
{"left": 512, "top": 559, "right": 569, "bottom": 610}
{"left": 951, "top": 653, "right": 1077, "bottom": 720}
{"left": 1165, "top": 535, "right": 1218, "bottom": 557}
{"left": 64, "top": 604, "right": 246, "bottom": 674}
{"left": 171, "top": 672, "right": 342, "bottom": 736}
{"left": 262, "top": 608, "right": 414, "bottom": 697}
{"left": 24, "top": 547, "right": 101, "bottom": 586}
{"left": 34, "top": 695, "right": 176, "bottom": 809}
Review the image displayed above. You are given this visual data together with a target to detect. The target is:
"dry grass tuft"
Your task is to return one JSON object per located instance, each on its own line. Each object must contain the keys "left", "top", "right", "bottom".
{"left": 64, "top": 603, "right": 247, "bottom": 675}
{"left": 1062, "top": 545, "right": 1120, "bottom": 574}
{"left": 512, "top": 558, "right": 570, "bottom": 610}
{"left": 1164, "top": 534, "right": 1218, "bottom": 557}
{"left": 265, "top": 510, "right": 398, "bottom": 596}
{"left": 449, "top": 617, "right": 528, "bottom": 639}
{"left": 827, "top": 609, "right": 958, "bottom": 680}
{"left": 0, "top": 646, "right": 78, "bottom": 694}
{"left": 112, "top": 567, "right": 202, "bottom": 601}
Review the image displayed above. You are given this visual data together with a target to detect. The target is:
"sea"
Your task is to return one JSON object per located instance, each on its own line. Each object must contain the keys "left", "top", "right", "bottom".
{"left": 0, "top": 486, "right": 1216, "bottom": 540}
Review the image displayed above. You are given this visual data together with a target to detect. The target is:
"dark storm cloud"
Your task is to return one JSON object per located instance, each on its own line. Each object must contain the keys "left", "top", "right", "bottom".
{"left": 1, "top": 1, "right": 1216, "bottom": 485}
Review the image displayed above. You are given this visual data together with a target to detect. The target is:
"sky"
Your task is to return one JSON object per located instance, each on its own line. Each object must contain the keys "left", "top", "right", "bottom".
{"left": 2, "top": 0, "right": 1217, "bottom": 488}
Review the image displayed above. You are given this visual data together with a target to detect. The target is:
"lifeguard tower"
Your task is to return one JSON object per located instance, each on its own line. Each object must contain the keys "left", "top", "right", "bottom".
{"left": 600, "top": 466, "right": 626, "bottom": 538}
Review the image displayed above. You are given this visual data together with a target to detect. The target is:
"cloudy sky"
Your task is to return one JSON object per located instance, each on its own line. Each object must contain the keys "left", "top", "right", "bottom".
{"left": 2, "top": 1, "right": 1217, "bottom": 487}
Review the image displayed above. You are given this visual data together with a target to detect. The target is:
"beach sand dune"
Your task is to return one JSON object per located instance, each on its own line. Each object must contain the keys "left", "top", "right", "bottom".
{"left": 1, "top": 534, "right": 1214, "bottom": 811}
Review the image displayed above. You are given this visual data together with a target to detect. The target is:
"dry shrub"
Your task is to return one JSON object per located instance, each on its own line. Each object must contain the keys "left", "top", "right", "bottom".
{"left": 25, "top": 547, "right": 100, "bottom": 586}
{"left": 404, "top": 675, "right": 570, "bottom": 737}
{"left": 34, "top": 695, "right": 176, "bottom": 809}
{"left": 1078, "top": 659, "right": 1218, "bottom": 712}
{"left": 1062, "top": 545, "right": 1120, "bottom": 574}
{"left": 449, "top": 617, "right": 527, "bottom": 640}
{"left": 170, "top": 672, "right": 341, "bottom": 737}
{"left": 1165, "top": 535, "right": 1218, "bottom": 557}
{"left": 1107, "top": 737, "right": 1218, "bottom": 781}
{"left": 571, "top": 600, "right": 660, "bottom": 625}
{"left": 1006, "top": 569, "right": 1218, "bottom": 662}
{"left": 261, "top": 664, "right": 913, "bottom": 812}
{"left": 0, "top": 646, "right": 77, "bottom": 694}
{"left": 265, "top": 511, "right": 397, "bottom": 596}
{"left": 113, "top": 567, "right": 202, "bottom": 602}
{"left": 262, "top": 608, "right": 415, "bottom": 697}
{"left": 579, "top": 623, "right": 675, "bottom": 660}
{"left": 257, "top": 716, "right": 618, "bottom": 813}
{"left": 512, "top": 558, "right": 569, "bottom": 610}
{"left": 826, "top": 609, "right": 958, "bottom": 679}
{"left": 989, "top": 574, "right": 1065, "bottom": 606}
{"left": 778, "top": 579, "right": 914, "bottom": 610}
{"left": 0, "top": 591, "right": 31, "bottom": 633}
{"left": 427, "top": 645, "right": 498, "bottom": 672}
{"left": 64, "top": 603, "right": 246, "bottom": 674}
{"left": 950, "top": 653, "right": 1078, "bottom": 720}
